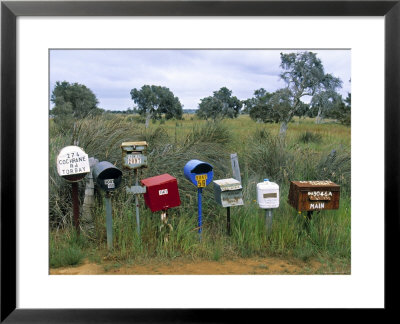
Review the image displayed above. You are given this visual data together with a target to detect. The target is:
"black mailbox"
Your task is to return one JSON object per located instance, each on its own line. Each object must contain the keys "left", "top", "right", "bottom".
{"left": 92, "top": 161, "right": 123, "bottom": 192}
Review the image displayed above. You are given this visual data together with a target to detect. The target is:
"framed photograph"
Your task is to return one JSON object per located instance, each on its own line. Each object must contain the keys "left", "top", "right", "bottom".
{"left": 1, "top": 0, "right": 398, "bottom": 321}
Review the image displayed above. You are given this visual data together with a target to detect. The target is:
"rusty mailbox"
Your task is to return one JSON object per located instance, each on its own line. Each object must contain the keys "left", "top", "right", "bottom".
{"left": 213, "top": 178, "right": 244, "bottom": 208}
{"left": 140, "top": 173, "right": 181, "bottom": 213}
{"left": 288, "top": 180, "right": 340, "bottom": 212}
{"left": 213, "top": 178, "right": 243, "bottom": 236}
{"left": 121, "top": 141, "right": 148, "bottom": 169}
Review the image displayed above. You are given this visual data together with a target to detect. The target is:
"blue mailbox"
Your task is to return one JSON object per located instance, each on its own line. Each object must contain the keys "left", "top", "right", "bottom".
{"left": 183, "top": 160, "right": 214, "bottom": 237}
{"left": 183, "top": 159, "right": 213, "bottom": 187}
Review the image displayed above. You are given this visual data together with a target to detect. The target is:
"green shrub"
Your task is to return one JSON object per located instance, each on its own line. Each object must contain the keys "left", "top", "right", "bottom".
{"left": 298, "top": 131, "right": 322, "bottom": 144}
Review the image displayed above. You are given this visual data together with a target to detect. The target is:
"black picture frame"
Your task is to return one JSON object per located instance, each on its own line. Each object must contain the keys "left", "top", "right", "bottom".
{"left": 1, "top": 0, "right": 399, "bottom": 322}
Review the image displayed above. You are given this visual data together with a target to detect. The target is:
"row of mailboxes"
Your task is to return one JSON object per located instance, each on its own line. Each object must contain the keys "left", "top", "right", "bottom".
{"left": 58, "top": 145, "right": 340, "bottom": 240}
{"left": 89, "top": 160, "right": 340, "bottom": 214}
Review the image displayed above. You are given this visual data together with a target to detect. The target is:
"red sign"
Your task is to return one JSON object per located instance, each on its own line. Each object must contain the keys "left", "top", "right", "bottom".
{"left": 141, "top": 174, "right": 181, "bottom": 212}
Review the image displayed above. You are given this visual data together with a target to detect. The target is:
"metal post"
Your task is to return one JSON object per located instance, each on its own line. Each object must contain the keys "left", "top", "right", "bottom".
{"left": 198, "top": 187, "right": 202, "bottom": 237}
{"left": 134, "top": 169, "right": 141, "bottom": 235}
{"left": 227, "top": 207, "right": 231, "bottom": 236}
{"left": 105, "top": 192, "right": 113, "bottom": 250}
{"left": 265, "top": 209, "right": 273, "bottom": 232}
{"left": 71, "top": 182, "right": 80, "bottom": 235}
{"left": 230, "top": 153, "right": 241, "bottom": 183}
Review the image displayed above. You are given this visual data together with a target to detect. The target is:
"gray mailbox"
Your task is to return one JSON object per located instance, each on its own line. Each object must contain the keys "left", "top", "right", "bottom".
{"left": 92, "top": 161, "right": 123, "bottom": 251}
{"left": 213, "top": 178, "right": 244, "bottom": 236}
{"left": 92, "top": 161, "right": 123, "bottom": 192}
{"left": 213, "top": 178, "right": 244, "bottom": 207}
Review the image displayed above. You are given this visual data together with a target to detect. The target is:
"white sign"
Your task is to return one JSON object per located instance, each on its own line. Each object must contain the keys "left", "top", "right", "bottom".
{"left": 159, "top": 189, "right": 168, "bottom": 196}
{"left": 56, "top": 146, "right": 90, "bottom": 177}
{"left": 104, "top": 179, "right": 115, "bottom": 189}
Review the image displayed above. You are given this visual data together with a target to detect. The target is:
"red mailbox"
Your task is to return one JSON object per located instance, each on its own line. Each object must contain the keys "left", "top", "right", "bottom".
{"left": 140, "top": 174, "right": 181, "bottom": 212}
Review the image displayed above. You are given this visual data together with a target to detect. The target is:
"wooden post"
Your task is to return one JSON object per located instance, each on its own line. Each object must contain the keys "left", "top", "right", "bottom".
{"left": 227, "top": 207, "right": 231, "bottom": 236}
{"left": 71, "top": 182, "right": 80, "bottom": 235}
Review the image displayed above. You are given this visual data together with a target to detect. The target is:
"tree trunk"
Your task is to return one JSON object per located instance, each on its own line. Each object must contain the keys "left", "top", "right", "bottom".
{"left": 315, "top": 107, "right": 323, "bottom": 124}
{"left": 145, "top": 112, "right": 151, "bottom": 129}
{"left": 279, "top": 121, "right": 288, "bottom": 137}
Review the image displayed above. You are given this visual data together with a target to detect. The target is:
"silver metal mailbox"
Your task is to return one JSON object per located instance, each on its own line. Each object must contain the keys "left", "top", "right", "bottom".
{"left": 121, "top": 141, "right": 148, "bottom": 169}
{"left": 213, "top": 178, "right": 244, "bottom": 207}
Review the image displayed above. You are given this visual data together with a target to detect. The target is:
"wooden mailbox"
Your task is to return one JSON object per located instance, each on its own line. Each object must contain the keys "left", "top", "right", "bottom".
{"left": 288, "top": 180, "right": 340, "bottom": 212}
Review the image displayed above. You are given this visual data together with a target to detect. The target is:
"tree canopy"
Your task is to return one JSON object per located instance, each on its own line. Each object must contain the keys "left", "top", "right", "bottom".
{"left": 51, "top": 81, "right": 101, "bottom": 120}
{"left": 196, "top": 87, "right": 242, "bottom": 120}
{"left": 245, "top": 52, "right": 343, "bottom": 135}
{"left": 130, "top": 85, "right": 183, "bottom": 127}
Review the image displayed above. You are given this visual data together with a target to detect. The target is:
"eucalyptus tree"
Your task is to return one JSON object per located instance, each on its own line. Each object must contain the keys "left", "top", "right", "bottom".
{"left": 130, "top": 85, "right": 183, "bottom": 127}
{"left": 276, "top": 51, "right": 342, "bottom": 136}
{"left": 196, "top": 87, "right": 242, "bottom": 120}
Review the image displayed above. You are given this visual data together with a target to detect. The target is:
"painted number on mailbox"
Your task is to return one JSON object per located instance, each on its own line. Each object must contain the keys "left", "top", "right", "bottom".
{"left": 104, "top": 179, "right": 115, "bottom": 189}
{"left": 127, "top": 154, "right": 142, "bottom": 165}
{"left": 195, "top": 174, "right": 207, "bottom": 188}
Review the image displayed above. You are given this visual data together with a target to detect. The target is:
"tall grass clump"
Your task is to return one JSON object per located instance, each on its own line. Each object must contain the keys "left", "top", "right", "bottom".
{"left": 49, "top": 229, "right": 86, "bottom": 268}
{"left": 298, "top": 131, "right": 323, "bottom": 144}
{"left": 246, "top": 128, "right": 293, "bottom": 183}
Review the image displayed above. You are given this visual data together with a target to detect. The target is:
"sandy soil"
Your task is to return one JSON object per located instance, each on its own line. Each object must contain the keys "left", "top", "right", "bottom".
{"left": 50, "top": 256, "right": 348, "bottom": 275}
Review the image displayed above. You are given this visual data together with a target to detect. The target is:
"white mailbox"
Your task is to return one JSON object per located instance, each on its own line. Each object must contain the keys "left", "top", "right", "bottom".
{"left": 257, "top": 179, "right": 279, "bottom": 209}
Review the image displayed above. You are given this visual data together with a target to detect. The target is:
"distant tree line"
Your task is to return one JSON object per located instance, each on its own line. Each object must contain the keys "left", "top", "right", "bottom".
{"left": 50, "top": 51, "right": 350, "bottom": 135}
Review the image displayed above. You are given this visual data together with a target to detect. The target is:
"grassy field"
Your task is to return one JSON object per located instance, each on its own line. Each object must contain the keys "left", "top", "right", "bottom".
{"left": 49, "top": 114, "right": 351, "bottom": 273}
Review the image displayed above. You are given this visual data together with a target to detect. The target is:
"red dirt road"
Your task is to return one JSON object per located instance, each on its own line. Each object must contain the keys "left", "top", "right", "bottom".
{"left": 50, "top": 256, "right": 350, "bottom": 275}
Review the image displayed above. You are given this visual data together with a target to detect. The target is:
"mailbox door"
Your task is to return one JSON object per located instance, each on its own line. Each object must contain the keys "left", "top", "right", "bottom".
{"left": 220, "top": 190, "right": 244, "bottom": 207}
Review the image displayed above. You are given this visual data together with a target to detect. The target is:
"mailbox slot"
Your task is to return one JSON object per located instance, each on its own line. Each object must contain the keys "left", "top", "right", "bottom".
{"left": 213, "top": 178, "right": 244, "bottom": 207}
{"left": 141, "top": 173, "right": 181, "bottom": 212}
{"left": 288, "top": 180, "right": 340, "bottom": 211}
{"left": 121, "top": 141, "right": 148, "bottom": 169}
{"left": 92, "top": 161, "right": 123, "bottom": 192}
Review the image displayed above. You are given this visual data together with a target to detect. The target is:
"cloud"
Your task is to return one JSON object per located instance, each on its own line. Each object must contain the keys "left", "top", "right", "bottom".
{"left": 50, "top": 49, "right": 351, "bottom": 111}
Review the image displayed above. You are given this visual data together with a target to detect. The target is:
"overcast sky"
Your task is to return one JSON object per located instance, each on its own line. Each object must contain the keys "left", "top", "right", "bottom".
{"left": 50, "top": 49, "right": 351, "bottom": 111}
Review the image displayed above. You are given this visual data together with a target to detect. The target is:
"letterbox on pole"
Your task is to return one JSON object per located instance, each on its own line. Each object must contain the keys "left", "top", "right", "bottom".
{"left": 92, "top": 161, "right": 123, "bottom": 250}
{"left": 183, "top": 160, "right": 213, "bottom": 236}
{"left": 141, "top": 173, "right": 181, "bottom": 241}
{"left": 121, "top": 141, "right": 148, "bottom": 236}
{"left": 92, "top": 161, "right": 123, "bottom": 192}
{"left": 256, "top": 179, "right": 280, "bottom": 231}
{"left": 213, "top": 178, "right": 244, "bottom": 235}
{"left": 141, "top": 174, "right": 181, "bottom": 213}
{"left": 57, "top": 145, "right": 90, "bottom": 182}
{"left": 56, "top": 146, "right": 90, "bottom": 234}
{"left": 288, "top": 180, "right": 340, "bottom": 213}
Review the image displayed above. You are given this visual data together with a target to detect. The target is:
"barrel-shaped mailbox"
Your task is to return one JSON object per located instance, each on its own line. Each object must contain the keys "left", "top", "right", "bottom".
{"left": 121, "top": 141, "right": 148, "bottom": 169}
{"left": 183, "top": 159, "right": 213, "bottom": 187}
{"left": 213, "top": 178, "right": 244, "bottom": 207}
{"left": 288, "top": 180, "right": 340, "bottom": 212}
{"left": 92, "top": 161, "right": 123, "bottom": 192}
{"left": 257, "top": 179, "right": 280, "bottom": 209}
{"left": 141, "top": 174, "right": 181, "bottom": 212}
